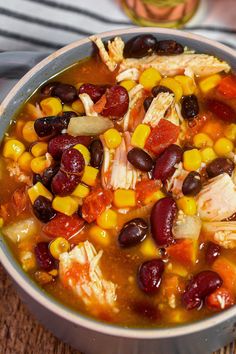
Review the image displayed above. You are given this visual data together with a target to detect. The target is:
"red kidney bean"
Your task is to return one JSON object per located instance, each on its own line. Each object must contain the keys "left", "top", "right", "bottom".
{"left": 156, "top": 40, "right": 184, "bottom": 55}
{"left": 33, "top": 196, "right": 56, "bottom": 223}
{"left": 206, "top": 157, "right": 234, "bottom": 178}
{"left": 182, "top": 270, "right": 223, "bottom": 310}
{"left": 206, "top": 99, "right": 236, "bottom": 123}
{"left": 151, "top": 197, "right": 178, "bottom": 246}
{"left": 101, "top": 85, "right": 129, "bottom": 119}
{"left": 51, "top": 170, "right": 80, "bottom": 196}
{"left": 153, "top": 144, "right": 183, "bottom": 182}
{"left": 138, "top": 259, "right": 164, "bottom": 294}
{"left": 40, "top": 81, "right": 60, "bottom": 96}
{"left": 127, "top": 148, "right": 153, "bottom": 172}
{"left": 143, "top": 96, "right": 153, "bottom": 112}
{"left": 61, "top": 148, "right": 85, "bottom": 175}
{"left": 89, "top": 139, "right": 104, "bottom": 168}
{"left": 205, "top": 242, "right": 221, "bottom": 265}
{"left": 35, "top": 242, "right": 56, "bottom": 271}
{"left": 48, "top": 134, "right": 91, "bottom": 160}
{"left": 151, "top": 85, "right": 173, "bottom": 97}
{"left": 181, "top": 95, "right": 199, "bottom": 120}
{"left": 182, "top": 171, "right": 202, "bottom": 196}
{"left": 53, "top": 83, "right": 77, "bottom": 103}
{"left": 79, "top": 83, "right": 107, "bottom": 103}
{"left": 124, "top": 34, "right": 157, "bottom": 58}
{"left": 118, "top": 218, "right": 148, "bottom": 247}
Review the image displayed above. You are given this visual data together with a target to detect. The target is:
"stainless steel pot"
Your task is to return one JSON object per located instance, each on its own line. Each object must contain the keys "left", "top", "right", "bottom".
{"left": 0, "top": 27, "right": 236, "bottom": 354}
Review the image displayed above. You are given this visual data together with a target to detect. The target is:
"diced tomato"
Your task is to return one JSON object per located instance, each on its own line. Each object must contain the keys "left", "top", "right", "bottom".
{"left": 185, "top": 113, "right": 210, "bottom": 141}
{"left": 145, "top": 119, "right": 180, "bottom": 155}
{"left": 82, "top": 188, "right": 113, "bottom": 223}
{"left": 217, "top": 75, "right": 236, "bottom": 99}
{"left": 136, "top": 179, "right": 162, "bottom": 205}
{"left": 212, "top": 257, "right": 236, "bottom": 294}
{"left": 201, "top": 119, "right": 224, "bottom": 140}
{"left": 206, "top": 287, "right": 235, "bottom": 311}
{"left": 167, "top": 239, "right": 198, "bottom": 267}
{"left": 43, "top": 214, "right": 84, "bottom": 239}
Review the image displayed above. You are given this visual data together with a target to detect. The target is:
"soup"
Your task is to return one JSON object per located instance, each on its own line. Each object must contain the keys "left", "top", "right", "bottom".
{"left": 1, "top": 34, "right": 236, "bottom": 328}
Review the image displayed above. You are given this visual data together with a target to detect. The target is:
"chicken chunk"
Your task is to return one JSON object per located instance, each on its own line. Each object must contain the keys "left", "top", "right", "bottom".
{"left": 203, "top": 221, "right": 236, "bottom": 249}
{"left": 90, "top": 36, "right": 124, "bottom": 72}
{"left": 119, "top": 53, "right": 230, "bottom": 77}
{"left": 116, "top": 68, "right": 140, "bottom": 82}
{"left": 123, "top": 84, "right": 145, "bottom": 131}
{"left": 197, "top": 173, "right": 236, "bottom": 221}
{"left": 79, "top": 93, "right": 98, "bottom": 117}
{"left": 59, "top": 241, "right": 117, "bottom": 312}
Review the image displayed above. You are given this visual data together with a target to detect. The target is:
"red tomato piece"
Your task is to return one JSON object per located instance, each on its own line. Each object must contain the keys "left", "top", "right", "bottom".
{"left": 82, "top": 188, "right": 113, "bottom": 223}
{"left": 185, "top": 113, "right": 210, "bottom": 141}
{"left": 145, "top": 119, "right": 180, "bottom": 156}
{"left": 43, "top": 214, "right": 84, "bottom": 239}
{"left": 166, "top": 239, "right": 198, "bottom": 266}
{"left": 136, "top": 179, "right": 161, "bottom": 205}
{"left": 206, "top": 99, "right": 236, "bottom": 123}
{"left": 206, "top": 287, "right": 235, "bottom": 311}
{"left": 217, "top": 75, "right": 236, "bottom": 99}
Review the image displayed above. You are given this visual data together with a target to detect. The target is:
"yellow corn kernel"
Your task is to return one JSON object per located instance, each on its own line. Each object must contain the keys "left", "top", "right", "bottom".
{"left": 62, "top": 104, "right": 73, "bottom": 112}
{"left": 174, "top": 75, "right": 196, "bottom": 95}
{"left": 89, "top": 225, "right": 110, "bottom": 246}
{"left": 214, "top": 137, "right": 233, "bottom": 157}
{"left": 144, "top": 190, "right": 166, "bottom": 205}
{"left": 183, "top": 149, "right": 202, "bottom": 171}
{"left": 73, "top": 144, "right": 90, "bottom": 164}
{"left": 31, "top": 142, "right": 48, "bottom": 157}
{"left": 3, "top": 139, "right": 25, "bottom": 161}
{"left": 20, "top": 251, "right": 36, "bottom": 272}
{"left": 22, "top": 121, "right": 38, "bottom": 143}
{"left": 52, "top": 196, "right": 79, "bottom": 216}
{"left": 224, "top": 124, "right": 236, "bottom": 141}
{"left": 28, "top": 182, "right": 53, "bottom": 204}
{"left": 160, "top": 77, "right": 183, "bottom": 102}
{"left": 15, "top": 119, "right": 25, "bottom": 136}
{"left": 131, "top": 124, "right": 151, "bottom": 148}
{"left": 0, "top": 217, "right": 4, "bottom": 228}
{"left": 193, "top": 133, "right": 213, "bottom": 149}
{"left": 177, "top": 196, "right": 197, "bottom": 216}
{"left": 49, "top": 269, "right": 58, "bottom": 277}
{"left": 200, "top": 147, "right": 217, "bottom": 164}
{"left": 18, "top": 152, "right": 33, "bottom": 172}
{"left": 120, "top": 80, "right": 136, "bottom": 91}
{"left": 103, "top": 128, "right": 122, "bottom": 149}
{"left": 139, "top": 68, "right": 161, "bottom": 90}
{"left": 114, "top": 189, "right": 136, "bottom": 208}
{"left": 72, "top": 99, "right": 85, "bottom": 114}
{"left": 72, "top": 183, "right": 90, "bottom": 198}
{"left": 81, "top": 166, "right": 99, "bottom": 186}
{"left": 49, "top": 237, "right": 70, "bottom": 259}
{"left": 75, "top": 82, "right": 83, "bottom": 90}
{"left": 139, "top": 237, "right": 158, "bottom": 258}
{"left": 199, "top": 74, "right": 222, "bottom": 94}
{"left": 40, "top": 97, "right": 62, "bottom": 116}
{"left": 97, "top": 209, "right": 117, "bottom": 229}
{"left": 31, "top": 156, "right": 49, "bottom": 174}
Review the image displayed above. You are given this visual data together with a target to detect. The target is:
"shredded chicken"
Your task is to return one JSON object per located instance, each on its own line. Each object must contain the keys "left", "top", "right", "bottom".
{"left": 25, "top": 102, "right": 44, "bottom": 119}
{"left": 203, "top": 221, "right": 236, "bottom": 249}
{"left": 101, "top": 132, "right": 140, "bottom": 190}
{"left": 116, "top": 68, "right": 140, "bottom": 82}
{"left": 79, "top": 93, "right": 98, "bottom": 116}
{"left": 143, "top": 92, "right": 175, "bottom": 127}
{"left": 166, "top": 162, "right": 188, "bottom": 197}
{"left": 119, "top": 53, "right": 230, "bottom": 77}
{"left": 59, "top": 241, "right": 117, "bottom": 312}
{"left": 7, "top": 161, "right": 32, "bottom": 185}
{"left": 90, "top": 35, "right": 124, "bottom": 72}
{"left": 123, "top": 84, "right": 145, "bottom": 131}
{"left": 197, "top": 173, "right": 236, "bottom": 221}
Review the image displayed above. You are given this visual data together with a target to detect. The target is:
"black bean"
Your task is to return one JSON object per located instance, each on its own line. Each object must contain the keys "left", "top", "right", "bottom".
{"left": 143, "top": 96, "right": 153, "bottom": 112}
{"left": 40, "top": 81, "right": 59, "bottom": 96}
{"left": 33, "top": 196, "right": 56, "bottom": 223}
{"left": 182, "top": 171, "right": 202, "bottom": 196}
{"left": 53, "top": 83, "right": 77, "bottom": 103}
{"left": 206, "top": 157, "right": 234, "bottom": 178}
{"left": 127, "top": 148, "right": 153, "bottom": 172}
{"left": 181, "top": 95, "right": 199, "bottom": 120}
{"left": 124, "top": 35, "right": 157, "bottom": 58}
{"left": 41, "top": 165, "right": 60, "bottom": 188}
{"left": 89, "top": 139, "right": 104, "bottom": 168}
{"left": 156, "top": 40, "right": 184, "bottom": 55}
{"left": 34, "top": 115, "right": 71, "bottom": 138}
{"left": 152, "top": 85, "right": 173, "bottom": 97}
{"left": 118, "top": 218, "right": 148, "bottom": 247}
{"left": 33, "top": 173, "right": 43, "bottom": 185}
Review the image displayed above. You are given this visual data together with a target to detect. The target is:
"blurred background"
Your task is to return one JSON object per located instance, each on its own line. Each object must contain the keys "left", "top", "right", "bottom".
{"left": 0, "top": 0, "right": 235, "bottom": 51}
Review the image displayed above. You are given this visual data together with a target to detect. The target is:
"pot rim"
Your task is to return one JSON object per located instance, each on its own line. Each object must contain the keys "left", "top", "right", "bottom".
{"left": 1, "top": 26, "right": 236, "bottom": 339}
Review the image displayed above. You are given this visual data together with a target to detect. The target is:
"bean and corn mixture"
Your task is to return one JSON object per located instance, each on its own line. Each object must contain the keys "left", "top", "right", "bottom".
{"left": 1, "top": 34, "right": 236, "bottom": 327}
